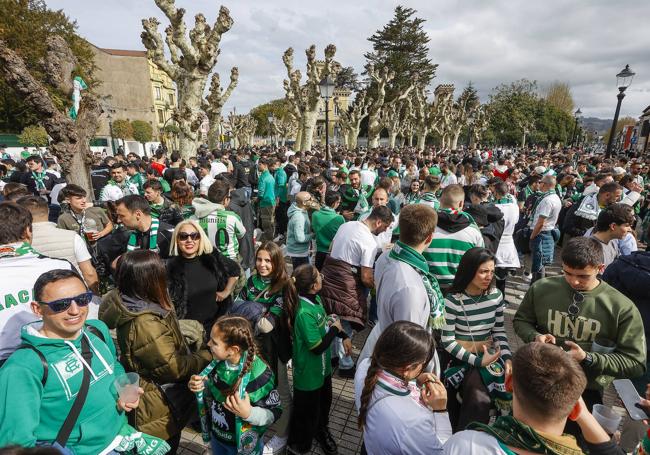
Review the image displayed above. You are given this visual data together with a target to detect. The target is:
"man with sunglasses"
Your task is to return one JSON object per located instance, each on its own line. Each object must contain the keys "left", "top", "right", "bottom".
{"left": 0, "top": 202, "right": 74, "bottom": 364}
{"left": 0, "top": 269, "right": 170, "bottom": 454}
{"left": 514, "top": 236, "right": 646, "bottom": 421}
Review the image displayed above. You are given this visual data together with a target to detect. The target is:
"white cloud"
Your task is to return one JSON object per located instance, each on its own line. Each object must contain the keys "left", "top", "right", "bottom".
{"left": 49, "top": 0, "right": 650, "bottom": 118}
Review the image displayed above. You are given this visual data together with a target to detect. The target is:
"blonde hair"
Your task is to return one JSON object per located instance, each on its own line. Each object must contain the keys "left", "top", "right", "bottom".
{"left": 169, "top": 219, "right": 214, "bottom": 256}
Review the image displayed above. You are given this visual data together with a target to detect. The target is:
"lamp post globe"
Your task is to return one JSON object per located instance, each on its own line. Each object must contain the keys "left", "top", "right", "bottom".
{"left": 319, "top": 75, "right": 336, "bottom": 161}
{"left": 606, "top": 64, "right": 635, "bottom": 157}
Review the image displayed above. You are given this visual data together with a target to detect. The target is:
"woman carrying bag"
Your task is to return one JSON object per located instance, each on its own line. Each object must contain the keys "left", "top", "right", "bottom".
{"left": 100, "top": 250, "right": 212, "bottom": 454}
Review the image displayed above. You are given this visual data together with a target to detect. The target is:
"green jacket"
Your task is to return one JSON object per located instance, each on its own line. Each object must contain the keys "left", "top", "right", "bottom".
{"left": 258, "top": 170, "right": 276, "bottom": 208}
{"left": 274, "top": 167, "right": 288, "bottom": 203}
{"left": 0, "top": 320, "right": 127, "bottom": 453}
{"left": 513, "top": 276, "right": 647, "bottom": 390}
{"left": 100, "top": 289, "right": 212, "bottom": 440}
{"left": 311, "top": 206, "right": 345, "bottom": 253}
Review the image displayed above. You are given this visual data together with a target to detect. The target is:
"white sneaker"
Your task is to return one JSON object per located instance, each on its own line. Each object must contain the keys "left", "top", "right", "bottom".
{"left": 263, "top": 435, "right": 288, "bottom": 454}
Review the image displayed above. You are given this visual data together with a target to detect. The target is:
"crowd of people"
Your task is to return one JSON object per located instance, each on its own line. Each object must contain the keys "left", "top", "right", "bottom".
{"left": 1, "top": 141, "right": 650, "bottom": 455}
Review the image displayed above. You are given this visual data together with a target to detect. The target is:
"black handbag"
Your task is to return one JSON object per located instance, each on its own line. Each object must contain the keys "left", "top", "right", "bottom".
{"left": 158, "top": 381, "right": 198, "bottom": 428}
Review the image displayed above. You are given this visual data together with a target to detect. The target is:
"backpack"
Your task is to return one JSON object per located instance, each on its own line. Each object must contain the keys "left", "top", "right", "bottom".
{"left": 16, "top": 324, "right": 105, "bottom": 387}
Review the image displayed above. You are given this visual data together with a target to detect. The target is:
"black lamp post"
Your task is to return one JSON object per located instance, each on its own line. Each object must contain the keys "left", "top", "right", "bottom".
{"left": 466, "top": 114, "right": 475, "bottom": 149}
{"left": 267, "top": 113, "right": 275, "bottom": 149}
{"left": 319, "top": 75, "right": 335, "bottom": 161}
{"left": 606, "top": 64, "right": 635, "bottom": 158}
{"left": 572, "top": 108, "right": 582, "bottom": 146}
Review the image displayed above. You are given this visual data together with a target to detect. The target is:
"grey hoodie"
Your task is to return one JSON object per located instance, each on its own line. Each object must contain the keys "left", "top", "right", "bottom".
{"left": 192, "top": 197, "right": 221, "bottom": 219}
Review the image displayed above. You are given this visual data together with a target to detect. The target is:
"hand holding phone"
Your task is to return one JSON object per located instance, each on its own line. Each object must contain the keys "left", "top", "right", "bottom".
{"left": 613, "top": 379, "right": 650, "bottom": 421}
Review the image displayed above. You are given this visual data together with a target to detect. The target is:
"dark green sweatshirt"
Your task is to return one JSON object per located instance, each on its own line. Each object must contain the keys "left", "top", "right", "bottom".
{"left": 513, "top": 275, "right": 646, "bottom": 390}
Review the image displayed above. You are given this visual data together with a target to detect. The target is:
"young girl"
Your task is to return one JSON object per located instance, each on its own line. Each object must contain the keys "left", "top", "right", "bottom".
{"left": 441, "top": 247, "right": 512, "bottom": 431}
{"left": 354, "top": 321, "right": 451, "bottom": 454}
{"left": 236, "top": 241, "right": 294, "bottom": 453}
{"left": 287, "top": 265, "right": 351, "bottom": 455}
{"left": 188, "top": 316, "right": 281, "bottom": 455}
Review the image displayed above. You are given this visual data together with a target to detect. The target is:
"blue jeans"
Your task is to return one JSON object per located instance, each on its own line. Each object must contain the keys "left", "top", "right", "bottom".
{"left": 291, "top": 255, "right": 310, "bottom": 270}
{"left": 531, "top": 230, "right": 555, "bottom": 274}
{"left": 332, "top": 319, "right": 355, "bottom": 370}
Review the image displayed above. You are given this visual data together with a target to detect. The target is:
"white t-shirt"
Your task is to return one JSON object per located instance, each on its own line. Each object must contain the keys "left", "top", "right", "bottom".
{"left": 530, "top": 193, "right": 561, "bottom": 231}
{"left": 200, "top": 175, "right": 215, "bottom": 196}
{"left": 360, "top": 169, "right": 377, "bottom": 187}
{"left": 210, "top": 161, "right": 228, "bottom": 177}
{"left": 0, "top": 243, "right": 73, "bottom": 360}
{"left": 440, "top": 172, "right": 458, "bottom": 188}
{"left": 329, "top": 221, "right": 377, "bottom": 268}
{"left": 73, "top": 234, "right": 92, "bottom": 264}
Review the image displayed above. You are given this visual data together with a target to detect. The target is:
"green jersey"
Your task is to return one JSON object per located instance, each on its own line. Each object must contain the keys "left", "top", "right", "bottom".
{"left": 240, "top": 275, "right": 283, "bottom": 317}
{"left": 128, "top": 173, "right": 146, "bottom": 195}
{"left": 199, "top": 208, "right": 246, "bottom": 261}
{"left": 292, "top": 295, "right": 332, "bottom": 391}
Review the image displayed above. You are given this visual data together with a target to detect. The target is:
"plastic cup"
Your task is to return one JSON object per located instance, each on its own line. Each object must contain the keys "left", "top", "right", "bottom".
{"left": 592, "top": 337, "right": 616, "bottom": 354}
{"left": 592, "top": 404, "right": 621, "bottom": 434}
{"left": 114, "top": 372, "right": 140, "bottom": 403}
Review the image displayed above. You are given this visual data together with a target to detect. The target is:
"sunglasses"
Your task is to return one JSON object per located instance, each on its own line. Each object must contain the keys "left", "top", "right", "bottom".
{"left": 178, "top": 232, "right": 200, "bottom": 241}
{"left": 40, "top": 291, "right": 93, "bottom": 313}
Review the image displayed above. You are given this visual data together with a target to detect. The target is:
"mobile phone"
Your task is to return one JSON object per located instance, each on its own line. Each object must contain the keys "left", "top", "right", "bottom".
{"left": 613, "top": 379, "right": 649, "bottom": 421}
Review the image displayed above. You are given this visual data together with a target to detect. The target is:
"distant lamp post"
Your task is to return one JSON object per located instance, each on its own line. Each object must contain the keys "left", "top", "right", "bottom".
{"left": 572, "top": 108, "right": 582, "bottom": 147}
{"left": 606, "top": 64, "right": 635, "bottom": 157}
{"left": 466, "top": 114, "right": 475, "bottom": 148}
{"left": 319, "top": 75, "right": 336, "bottom": 161}
{"left": 267, "top": 113, "right": 275, "bottom": 149}
{"left": 107, "top": 111, "right": 115, "bottom": 155}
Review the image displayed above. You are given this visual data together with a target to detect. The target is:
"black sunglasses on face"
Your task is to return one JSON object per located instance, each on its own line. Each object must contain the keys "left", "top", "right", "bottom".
{"left": 178, "top": 232, "right": 200, "bottom": 241}
{"left": 39, "top": 291, "right": 93, "bottom": 313}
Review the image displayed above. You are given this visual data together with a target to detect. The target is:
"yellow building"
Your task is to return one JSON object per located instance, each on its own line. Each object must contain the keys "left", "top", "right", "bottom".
{"left": 149, "top": 60, "right": 177, "bottom": 137}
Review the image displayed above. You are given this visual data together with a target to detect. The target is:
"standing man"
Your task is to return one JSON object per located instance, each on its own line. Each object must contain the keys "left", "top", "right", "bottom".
{"left": 339, "top": 170, "right": 371, "bottom": 221}
{"left": 22, "top": 155, "right": 55, "bottom": 199}
{"left": 99, "top": 163, "right": 138, "bottom": 202}
{"left": 286, "top": 191, "right": 314, "bottom": 269}
{"left": 273, "top": 157, "right": 289, "bottom": 239}
{"left": 143, "top": 179, "right": 182, "bottom": 226}
{"left": 198, "top": 161, "right": 215, "bottom": 197}
{"left": 320, "top": 206, "right": 393, "bottom": 378}
{"left": 0, "top": 202, "right": 73, "bottom": 363}
{"left": 257, "top": 158, "right": 276, "bottom": 242}
{"left": 359, "top": 204, "right": 442, "bottom": 366}
{"left": 528, "top": 175, "right": 562, "bottom": 282}
{"left": 514, "top": 237, "right": 646, "bottom": 415}
{"left": 312, "top": 191, "right": 345, "bottom": 270}
{"left": 586, "top": 203, "right": 634, "bottom": 270}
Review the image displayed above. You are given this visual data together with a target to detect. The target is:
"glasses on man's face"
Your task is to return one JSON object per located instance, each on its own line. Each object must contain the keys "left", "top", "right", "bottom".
{"left": 40, "top": 291, "right": 93, "bottom": 313}
{"left": 178, "top": 232, "right": 200, "bottom": 242}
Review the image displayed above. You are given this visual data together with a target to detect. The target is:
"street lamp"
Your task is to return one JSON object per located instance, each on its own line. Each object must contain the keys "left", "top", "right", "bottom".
{"left": 107, "top": 111, "right": 115, "bottom": 155}
{"left": 605, "top": 64, "right": 635, "bottom": 157}
{"left": 319, "top": 75, "right": 336, "bottom": 161}
{"left": 466, "top": 114, "right": 475, "bottom": 149}
{"left": 572, "top": 108, "right": 582, "bottom": 146}
{"left": 267, "top": 113, "right": 275, "bottom": 149}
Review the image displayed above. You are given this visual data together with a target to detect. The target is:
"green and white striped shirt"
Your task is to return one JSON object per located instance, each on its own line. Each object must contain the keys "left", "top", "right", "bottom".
{"left": 423, "top": 227, "right": 484, "bottom": 286}
{"left": 199, "top": 208, "right": 246, "bottom": 261}
{"left": 441, "top": 290, "right": 511, "bottom": 367}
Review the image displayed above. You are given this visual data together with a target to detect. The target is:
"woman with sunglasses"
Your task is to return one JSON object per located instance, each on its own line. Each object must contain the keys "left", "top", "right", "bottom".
{"left": 100, "top": 250, "right": 212, "bottom": 454}
{"left": 166, "top": 220, "right": 241, "bottom": 335}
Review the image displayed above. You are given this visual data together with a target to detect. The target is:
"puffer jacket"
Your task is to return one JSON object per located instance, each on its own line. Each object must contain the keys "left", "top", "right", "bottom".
{"left": 99, "top": 289, "right": 212, "bottom": 440}
{"left": 320, "top": 256, "right": 367, "bottom": 330}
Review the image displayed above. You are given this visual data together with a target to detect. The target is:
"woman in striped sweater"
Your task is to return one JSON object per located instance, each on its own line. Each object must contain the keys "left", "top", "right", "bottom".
{"left": 441, "top": 247, "right": 512, "bottom": 431}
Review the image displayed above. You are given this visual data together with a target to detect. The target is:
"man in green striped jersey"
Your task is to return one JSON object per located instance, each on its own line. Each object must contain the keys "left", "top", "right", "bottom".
{"left": 424, "top": 184, "right": 484, "bottom": 289}
{"left": 193, "top": 179, "right": 246, "bottom": 261}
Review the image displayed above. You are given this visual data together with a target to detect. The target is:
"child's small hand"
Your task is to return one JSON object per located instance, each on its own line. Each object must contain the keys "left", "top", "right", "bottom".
{"left": 188, "top": 375, "right": 207, "bottom": 393}
{"left": 342, "top": 338, "right": 353, "bottom": 356}
{"left": 224, "top": 392, "right": 252, "bottom": 419}
{"left": 331, "top": 318, "right": 343, "bottom": 332}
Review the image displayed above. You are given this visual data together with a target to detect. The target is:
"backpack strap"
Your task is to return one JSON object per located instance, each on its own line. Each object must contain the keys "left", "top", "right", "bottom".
{"left": 16, "top": 344, "right": 48, "bottom": 387}
{"left": 85, "top": 323, "right": 105, "bottom": 343}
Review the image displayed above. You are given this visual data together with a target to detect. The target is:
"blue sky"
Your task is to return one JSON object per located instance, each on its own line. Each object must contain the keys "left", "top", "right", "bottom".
{"left": 50, "top": 0, "right": 650, "bottom": 119}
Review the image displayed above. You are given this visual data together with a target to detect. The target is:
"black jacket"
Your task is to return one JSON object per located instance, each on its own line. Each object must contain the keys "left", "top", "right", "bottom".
{"left": 228, "top": 188, "right": 255, "bottom": 269}
{"left": 465, "top": 203, "right": 505, "bottom": 254}
{"left": 166, "top": 250, "right": 241, "bottom": 319}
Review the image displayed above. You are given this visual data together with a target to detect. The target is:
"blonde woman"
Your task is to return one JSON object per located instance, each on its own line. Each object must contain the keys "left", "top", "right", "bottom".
{"left": 166, "top": 219, "right": 241, "bottom": 334}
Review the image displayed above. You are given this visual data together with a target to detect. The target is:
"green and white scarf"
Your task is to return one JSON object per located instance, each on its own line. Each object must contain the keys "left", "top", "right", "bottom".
{"left": 444, "top": 358, "right": 512, "bottom": 412}
{"left": 102, "top": 421, "right": 170, "bottom": 454}
{"left": 127, "top": 218, "right": 159, "bottom": 252}
{"left": 494, "top": 194, "right": 515, "bottom": 205}
{"left": 0, "top": 242, "right": 36, "bottom": 258}
{"left": 32, "top": 171, "right": 47, "bottom": 190}
{"left": 389, "top": 241, "right": 445, "bottom": 328}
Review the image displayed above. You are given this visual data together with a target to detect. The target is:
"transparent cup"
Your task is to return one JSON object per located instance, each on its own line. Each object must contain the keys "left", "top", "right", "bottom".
{"left": 114, "top": 372, "right": 140, "bottom": 403}
{"left": 592, "top": 404, "right": 621, "bottom": 434}
{"left": 591, "top": 337, "right": 616, "bottom": 354}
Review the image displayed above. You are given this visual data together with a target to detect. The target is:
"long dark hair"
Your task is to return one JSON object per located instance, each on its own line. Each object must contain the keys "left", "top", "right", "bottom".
{"left": 358, "top": 321, "right": 434, "bottom": 429}
{"left": 213, "top": 316, "right": 259, "bottom": 396}
{"left": 285, "top": 264, "right": 319, "bottom": 328}
{"left": 255, "top": 241, "right": 290, "bottom": 296}
{"left": 446, "top": 247, "right": 496, "bottom": 296}
{"left": 116, "top": 250, "right": 173, "bottom": 311}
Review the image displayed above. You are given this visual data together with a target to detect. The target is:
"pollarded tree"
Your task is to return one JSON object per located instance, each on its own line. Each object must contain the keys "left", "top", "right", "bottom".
{"left": 431, "top": 84, "right": 455, "bottom": 149}
{"left": 282, "top": 44, "right": 340, "bottom": 153}
{"left": 380, "top": 96, "right": 411, "bottom": 148}
{"left": 448, "top": 83, "right": 480, "bottom": 149}
{"left": 203, "top": 67, "right": 238, "bottom": 149}
{"left": 0, "top": 35, "right": 100, "bottom": 195}
{"left": 141, "top": 1, "right": 235, "bottom": 159}
{"left": 335, "top": 90, "right": 371, "bottom": 149}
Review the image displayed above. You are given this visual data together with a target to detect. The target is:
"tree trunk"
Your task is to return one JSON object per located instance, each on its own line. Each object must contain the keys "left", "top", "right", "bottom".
{"left": 388, "top": 130, "right": 397, "bottom": 148}
{"left": 348, "top": 129, "right": 359, "bottom": 149}
{"left": 66, "top": 143, "right": 94, "bottom": 196}
{"left": 301, "top": 110, "right": 318, "bottom": 151}
{"left": 451, "top": 131, "right": 461, "bottom": 150}
{"left": 417, "top": 132, "right": 427, "bottom": 151}
{"left": 207, "top": 116, "right": 221, "bottom": 149}
{"left": 176, "top": 78, "right": 204, "bottom": 159}
{"left": 522, "top": 132, "right": 527, "bottom": 148}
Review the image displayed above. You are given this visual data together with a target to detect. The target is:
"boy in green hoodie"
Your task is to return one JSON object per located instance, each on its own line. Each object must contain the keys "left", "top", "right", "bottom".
{"left": 0, "top": 269, "right": 169, "bottom": 454}
{"left": 514, "top": 236, "right": 646, "bottom": 411}
{"left": 257, "top": 158, "right": 276, "bottom": 242}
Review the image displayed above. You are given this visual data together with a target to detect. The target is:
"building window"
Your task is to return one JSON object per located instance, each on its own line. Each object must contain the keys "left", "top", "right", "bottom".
{"left": 157, "top": 109, "right": 165, "bottom": 124}
{"left": 155, "top": 87, "right": 161, "bottom": 100}
{"left": 168, "top": 93, "right": 174, "bottom": 106}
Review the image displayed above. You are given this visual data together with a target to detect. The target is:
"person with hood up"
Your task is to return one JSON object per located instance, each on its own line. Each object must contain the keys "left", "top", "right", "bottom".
{"left": 464, "top": 184, "right": 505, "bottom": 255}
{"left": 286, "top": 191, "right": 314, "bottom": 269}
{"left": 228, "top": 183, "right": 256, "bottom": 272}
{"left": 424, "top": 184, "right": 484, "bottom": 290}
{"left": 100, "top": 250, "right": 212, "bottom": 454}
{"left": 192, "top": 179, "right": 246, "bottom": 262}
